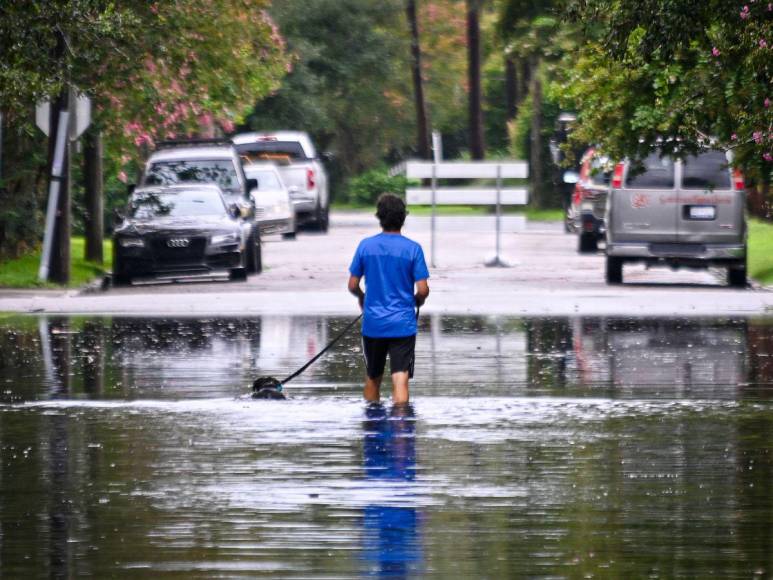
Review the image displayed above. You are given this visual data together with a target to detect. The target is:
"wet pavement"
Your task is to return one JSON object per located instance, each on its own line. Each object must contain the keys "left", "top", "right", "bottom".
{"left": 1, "top": 314, "right": 772, "bottom": 577}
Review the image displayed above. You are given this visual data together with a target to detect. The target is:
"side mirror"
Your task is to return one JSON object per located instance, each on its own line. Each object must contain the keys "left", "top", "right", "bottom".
{"left": 562, "top": 170, "right": 580, "bottom": 184}
{"left": 245, "top": 178, "right": 258, "bottom": 194}
{"left": 127, "top": 184, "right": 136, "bottom": 195}
{"left": 228, "top": 204, "right": 241, "bottom": 219}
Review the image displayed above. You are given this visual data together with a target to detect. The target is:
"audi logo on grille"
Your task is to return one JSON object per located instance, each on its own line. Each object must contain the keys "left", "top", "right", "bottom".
{"left": 167, "top": 238, "right": 190, "bottom": 248}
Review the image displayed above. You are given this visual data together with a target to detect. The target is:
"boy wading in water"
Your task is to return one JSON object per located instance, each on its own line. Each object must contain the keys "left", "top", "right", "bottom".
{"left": 348, "top": 194, "right": 430, "bottom": 404}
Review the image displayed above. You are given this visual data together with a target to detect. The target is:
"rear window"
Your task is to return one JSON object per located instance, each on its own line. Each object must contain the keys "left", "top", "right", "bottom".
{"left": 235, "top": 141, "right": 309, "bottom": 162}
{"left": 682, "top": 151, "right": 731, "bottom": 190}
{"left": 244, "top": 169, "right": 282, "bottom": 190}
{"left": 589, "top": 157, "right": 611, "bottom": 186}
{"left": 143, "top": 159, "right": 241, "bottom": 195}
{"left": 625, "top": 154, "right": 675, "bottom": 189}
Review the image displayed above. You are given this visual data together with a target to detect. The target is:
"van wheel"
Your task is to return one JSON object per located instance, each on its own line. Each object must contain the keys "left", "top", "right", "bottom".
{"left": 728, "top": 264, "right": 747, "bottom": 288}
{"left": 229, "top": 267, "right": 247, "bottom": 281}
{"left": 606, "top": 256, "right": 623, "bottom": 284}
{"left": 245, "top": 227, "right": 262, "bottom": 274}
{"left": 578, "top": 233, "right": 598, "bottom": 253}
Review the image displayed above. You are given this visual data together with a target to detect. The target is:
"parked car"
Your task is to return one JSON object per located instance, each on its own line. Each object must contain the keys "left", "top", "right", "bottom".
{"left": 232, "top": 131, "right": 330, "bottom": 231}
{"left": 242, "top": 163, "right": 296, "bottom": 238}
{"left": 112, "top": 184, "right": 257, "bottom": 284}
{"left": 565, "top": 147, "right": 612, "bottom": 253}
{"left": 136, "top": 138, "right": 262, "bottom": 273}
{"left": 605, "top": 149, "right": 746, "bottom": 286}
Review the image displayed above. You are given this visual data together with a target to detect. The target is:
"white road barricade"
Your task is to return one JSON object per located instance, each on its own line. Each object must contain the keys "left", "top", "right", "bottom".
{"left": 405, "top": 159, "right": 529, "bottom": 267}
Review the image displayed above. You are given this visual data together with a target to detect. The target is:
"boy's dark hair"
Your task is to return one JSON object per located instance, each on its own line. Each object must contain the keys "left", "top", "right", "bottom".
{"left": 375, "top": 193, "right": 407, "bottom": 231}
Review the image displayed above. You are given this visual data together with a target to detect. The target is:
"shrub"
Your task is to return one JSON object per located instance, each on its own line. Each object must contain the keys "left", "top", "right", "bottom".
{"left": 344, "top": 167, "right": 408, "bottom": 206}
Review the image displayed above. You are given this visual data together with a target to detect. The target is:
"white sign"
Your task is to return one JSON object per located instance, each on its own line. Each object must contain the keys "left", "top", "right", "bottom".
{"left": 406, "top": 187, "right": 528, "bottom": 205}
{"left": 35, "top": 93, "right": 91, "bottom": 139}
{"left": 406, "top": 161, "right": 529, "bottom": 179}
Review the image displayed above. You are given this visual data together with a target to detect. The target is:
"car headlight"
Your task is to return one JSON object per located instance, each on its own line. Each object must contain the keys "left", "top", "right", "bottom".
{"left": 211, "top": 232, "right": 238, "bottom": 245}
{"left": 119, "top": 237, "right": 145, "bottom": 248}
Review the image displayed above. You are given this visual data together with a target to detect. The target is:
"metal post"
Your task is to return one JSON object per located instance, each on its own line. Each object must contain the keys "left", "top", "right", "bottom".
{"left": 39, "top": 111, "right": 70, "bottom": 281}
{"left": 430, "top": 162, "right": 436, "bottom": 268}
{"left": 486, "top": 164, "right": 508, "bottom": 267}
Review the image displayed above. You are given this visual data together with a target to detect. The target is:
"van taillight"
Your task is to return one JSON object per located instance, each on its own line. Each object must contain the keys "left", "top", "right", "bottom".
{"left": 733, "top": 169, "right": 745, "bottom": 191}
{"left": 612, "top": 163, "right": 624, "bottom": 188}
{"left": 307, "top": 168, "right": 315, "bottom": 190}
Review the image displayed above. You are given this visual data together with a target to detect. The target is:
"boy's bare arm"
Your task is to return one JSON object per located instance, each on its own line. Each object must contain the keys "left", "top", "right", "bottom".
{"left": 415, "top": 279, "right": 429, "bottom": 307}
{"left": 348, "top": 275, "right": 365, "bottom": 309}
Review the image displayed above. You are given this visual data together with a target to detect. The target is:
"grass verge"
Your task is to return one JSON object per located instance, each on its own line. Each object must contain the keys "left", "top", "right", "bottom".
{"left": 0, "top": 238, "right": 112, "bottom": 289}
{"left": 748, "top": 219, "right": 773, "bottom": 285}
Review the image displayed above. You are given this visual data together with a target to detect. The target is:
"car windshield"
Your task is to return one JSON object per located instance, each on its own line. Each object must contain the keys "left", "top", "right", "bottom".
{"left": 129, "top": 190, "right": 226, "bottom": 219}
{"left": 682, "top": 151, "right": 731, "bottom": 190}
{"left": 625, "top": 153, "right": 675, "bottom": 189}
{"left": 245, "top": 169, "right": 283, "bottom": 190}
{"left": 143, "top": 159, "right": 241, "bottom": 195}
{"left": 235, "top": 141, "right": 309, "bottom": 162}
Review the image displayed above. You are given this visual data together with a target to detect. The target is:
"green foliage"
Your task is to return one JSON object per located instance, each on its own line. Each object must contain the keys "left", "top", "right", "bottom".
{"left": 563, "top": 0, "right": 772, "bottom": 184}
{"left": 343, "top": 167, "right": 409, "bottom": 206}
{"left": 247, "top": 0, "right": 413, "bottom": 188}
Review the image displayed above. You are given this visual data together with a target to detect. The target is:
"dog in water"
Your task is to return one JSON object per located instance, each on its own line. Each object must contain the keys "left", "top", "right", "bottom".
{"left": 252, "top": 376, "right": 287, "bottom": 400}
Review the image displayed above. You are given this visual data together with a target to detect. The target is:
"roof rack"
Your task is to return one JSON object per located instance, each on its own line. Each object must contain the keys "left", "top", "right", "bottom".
{"left": 155, "top": 137, "right": 233, "bottom": 150}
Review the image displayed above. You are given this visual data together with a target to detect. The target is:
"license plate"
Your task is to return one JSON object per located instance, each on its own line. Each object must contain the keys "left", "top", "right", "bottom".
{"left": 688, "top": 205, "right": 716, "bottom": 220}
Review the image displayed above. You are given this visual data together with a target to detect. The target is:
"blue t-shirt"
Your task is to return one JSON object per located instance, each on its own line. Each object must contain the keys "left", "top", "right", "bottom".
{"left": 349, "top": 233, "right": 429, "bottom": 338}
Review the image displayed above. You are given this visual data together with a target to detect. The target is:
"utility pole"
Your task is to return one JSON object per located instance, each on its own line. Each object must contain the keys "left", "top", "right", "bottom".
{"left": 405, "top": 0, "right": 431, "bottom": 159}
{"left": 467, "top": 0, "right": 485, "bottom": 160}
{"left": 83, "top": 127, "right": 103, "bottom": 264}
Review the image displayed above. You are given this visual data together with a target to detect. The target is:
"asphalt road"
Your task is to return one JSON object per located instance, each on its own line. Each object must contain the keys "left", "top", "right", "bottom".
{"left": 1, "top": 211, "right": 771, "bottom": 316}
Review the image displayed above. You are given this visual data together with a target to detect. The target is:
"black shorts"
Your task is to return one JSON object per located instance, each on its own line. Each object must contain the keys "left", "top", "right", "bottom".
{"left": 362, "top": 335, "right": 416, "bottom": 379}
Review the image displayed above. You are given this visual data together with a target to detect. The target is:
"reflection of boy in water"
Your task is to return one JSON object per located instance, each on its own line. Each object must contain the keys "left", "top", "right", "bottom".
{"left": 348, "top": 194, "right": 430, "bottom": 404}
{"left": 362, "top": 404, "right": 421, "bottom": 577}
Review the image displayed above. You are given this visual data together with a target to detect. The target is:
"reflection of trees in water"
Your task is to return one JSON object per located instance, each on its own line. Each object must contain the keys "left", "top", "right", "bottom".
{"left": 525, "top": 317, "right": 572, "bottom": 388}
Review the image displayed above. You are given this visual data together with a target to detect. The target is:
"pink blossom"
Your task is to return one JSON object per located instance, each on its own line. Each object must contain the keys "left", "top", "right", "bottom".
{"left": 150, "top": 3, "right": 158, "bottom": 15}
{"left": 760, "top": 39, "right": 768, "bottom": 48}
{"left": 144, "top": 57, "right": 157, "bottom": 74}
{"left": 741, "top": 5, "right": 751, "bottom": 18}
{"left": 753, "top": 131, "right": 764, "bottom": 144}
{"left": 118, "top": 171, "right": 128, "bottom": 184}
{"left": 764, "top": 153, "right": 773, "bottom": 162}
{"left": 765, "top": 98, "right": 771, "bottom": 108}
{"left": 731, "top": 133, "right": 738, "bottom": 140}
{"left": 198, "top": 112, "right": 213, "bottom": 127}
{"left": 769, "top": 2, "right": 772, "bottom": 10}
{"left": 712, "top": 47, "right": 721, "bottom": 56}
{"left": 220, "top": 119, "right": 235, "bottom": 133}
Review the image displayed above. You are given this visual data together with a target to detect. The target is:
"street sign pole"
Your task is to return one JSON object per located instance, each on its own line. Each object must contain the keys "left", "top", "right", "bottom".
{"left": 486, "top": 164, "right": 509, "bottom": 267}
{"left": 431, "top": 131, "right": 442, "bottom": 268}
{"left": 39, "top": 110, "right": 70, "bottom": 281}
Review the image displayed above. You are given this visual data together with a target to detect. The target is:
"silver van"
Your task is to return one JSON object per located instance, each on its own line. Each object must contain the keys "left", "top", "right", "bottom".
{"left": 605, "top": 150, "right": 746, "bottom": 286}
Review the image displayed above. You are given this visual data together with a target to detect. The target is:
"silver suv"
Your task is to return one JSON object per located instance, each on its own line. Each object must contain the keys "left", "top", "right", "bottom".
{"left": 605, "top": 150, "right": 746, "bottom": 287}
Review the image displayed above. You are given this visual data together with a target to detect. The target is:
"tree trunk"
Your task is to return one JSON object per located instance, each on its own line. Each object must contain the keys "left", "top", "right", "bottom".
{"left": 517, "top": 58, "right": 529, "bottom": 108}
{"left": 405, "top": 0, "right": 431, "bottom": 160}
{"left": 83, "top": 128, "right": 104, "bottom": 264}
{"left": 47, "top": 87, "right": 71, "bottom": 285}
{"left": 466, "top": 0, "right": 484, "bottom": 160}
{"left": 505, "top": 56, "right": 517, "bottom": 121}
{"left": 529, "top": 56, "right": 542, "bottom": 207}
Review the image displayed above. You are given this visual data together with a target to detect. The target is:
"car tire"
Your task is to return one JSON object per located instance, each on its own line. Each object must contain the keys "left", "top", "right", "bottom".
{"left": 282, "top": 231, "right": 296, "bottom": 240}
{"left": 245, "top": 227, "right": 262, "bottom": 275}
{"left": 727, "top": 263, "right": 747, "bottom": 288}
{"left": 606, "top": 256, "right": 623, "bottom": 284}
{"left": 229, "top": 267, "right": 248, "bottom": 281}
{"left": 578, "top": 233, "right": 598, "bottom": 253}
{"left": 112, "top": 273, "right": 131, "bottom": 287}
{"left": 316, "top": 203, "right": 329, "bottom": 233}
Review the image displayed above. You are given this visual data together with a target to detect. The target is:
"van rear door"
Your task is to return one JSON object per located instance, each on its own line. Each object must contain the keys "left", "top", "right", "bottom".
{"left": 610, "top": 153, "right": 678, "bottom": 243}
{"left": 677, "top": 151, "right": 743, "bottom": 245}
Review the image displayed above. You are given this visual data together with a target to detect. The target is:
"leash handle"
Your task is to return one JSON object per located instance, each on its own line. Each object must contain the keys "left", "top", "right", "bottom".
{"left": 280, "top": 313, "right": 362, "bottom": 385}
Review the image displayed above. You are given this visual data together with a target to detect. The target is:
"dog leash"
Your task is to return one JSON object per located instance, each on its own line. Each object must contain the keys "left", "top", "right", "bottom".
{"left": 278, "top": 313, "right": 363, "bottom": 385}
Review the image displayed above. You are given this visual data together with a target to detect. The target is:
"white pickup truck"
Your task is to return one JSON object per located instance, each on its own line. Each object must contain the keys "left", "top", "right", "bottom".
{"left": 233, "top": 131, "right": 330, "bottom": 232}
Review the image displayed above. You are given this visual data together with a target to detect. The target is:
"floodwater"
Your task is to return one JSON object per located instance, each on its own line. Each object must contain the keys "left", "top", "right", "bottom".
{"left": 1, "top": 315, "right": 772, "bottom": 578}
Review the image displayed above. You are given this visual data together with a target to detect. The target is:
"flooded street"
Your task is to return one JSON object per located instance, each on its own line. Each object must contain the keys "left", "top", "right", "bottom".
{"left": 1, "top": 315, "right": 772, "bottom": 577}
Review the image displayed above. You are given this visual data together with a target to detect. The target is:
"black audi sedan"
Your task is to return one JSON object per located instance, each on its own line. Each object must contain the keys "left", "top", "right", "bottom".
{"left": 112, "top": 184, "right": 258, "bottom": 285}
